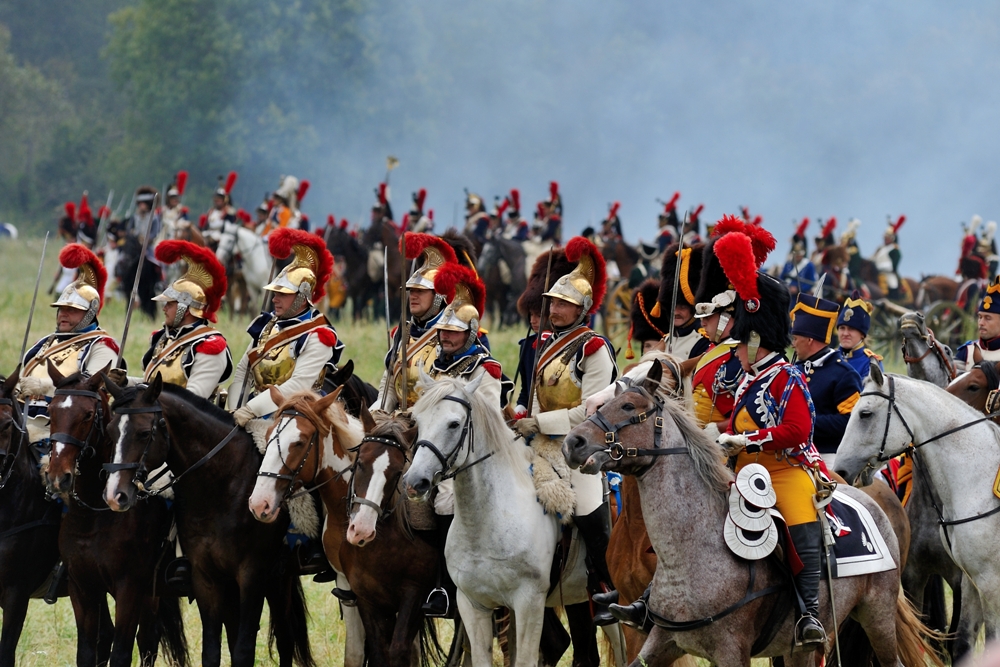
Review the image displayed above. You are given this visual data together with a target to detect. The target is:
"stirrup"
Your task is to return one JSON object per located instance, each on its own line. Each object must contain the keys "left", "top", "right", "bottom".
{"left": 608, "top": 598, "right": 651, "bottom": 631}
{"left": 332, "top": 587, "right": 358, "bottom": 607}
{"left": 421, "top": 587, "right": 450, "bottom": 618}
{"left": 793, "top": 614, "right": 827, "bottom": 648}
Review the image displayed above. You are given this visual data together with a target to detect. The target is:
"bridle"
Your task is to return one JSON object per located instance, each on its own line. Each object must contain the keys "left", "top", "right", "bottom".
{"left": 900, "top": 323, "right": 957, "bottom": 381}
{"left": 48, "top": 387, "right": 112, "bottom": 511}
{"left": 256, "top": 409, "right": 322, "bottom": 505}
{"left": 0, "top": 395, "right": 26, "bottom": 489}
{"left": 585, "top": 384, "right": 687, "bottom": 475}
{"left": 412, "top": 393, "right": 491, "bottom": 485}
{"left": 347, "top": 435, "right": 408, "bottom": 520}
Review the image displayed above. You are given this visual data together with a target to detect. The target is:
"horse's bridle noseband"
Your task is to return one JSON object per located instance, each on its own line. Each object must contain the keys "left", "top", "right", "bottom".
{"left": 412, "top": 393, "right": 491, "bottom": 485}
{"left": 347, "top": 435, "right": 408, "bottom": 520}
{"left": 48, "top": 387, "right": 114, "bottom": 511}
{"left": 585, "top": 385, "right": 687, "bottom": 472}
{"left": 257, "top": 409, "right": 322, "bottom": 504}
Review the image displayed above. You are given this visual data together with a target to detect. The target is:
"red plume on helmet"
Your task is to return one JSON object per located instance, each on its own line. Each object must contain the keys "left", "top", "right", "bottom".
{"left": 497, "top": 199, "right": 510, "bottom": 217}
{"left": 378, "top": 183, "right": 388, "bottom": 206}
{"left": 414, "top": 188, "right": 427, "bottom": 213}
{"left": 63, "top": 202, "right": 76, "bottom": 221}
{"left": 751, "top": 215, "right": 763, "bottom": 226}
{"left": 509, "top": 189, "right": 520, "bottom": 212}
{"left": 892, "top": 215, "right": 906, "bottom": 234}
{"left": 175, "top": 171, "right": 188, "bottom": 197}
{"left": 549, "top": 181, "right": 559, "bottom": 199}
{"left": 297, "top": 179, "right": 310, "bottom": 202}
{"left": 400, "top": 232, "right": 458, "bottom": 264}
{"left": 711, "top": 213, "right": 746, "bottom": 239}
{"left": 428, "top": 209, "right": 434, "bottom": 220}
{"left": 709, "top": 214, "right": 775, "bottom": 269}
{"left": 155, "top": 240, "right": 228, "bottom": 322}
{"left": 433, "top": 263, "right": 486, "bottom": 317}
{"left": 794, "top": 217, "right": 809, "bottom": 239}
{"left": 608, "top": 201, "right": 620, "bottom": 219}
{"left": 715, "top": 233, "right": 759, "bottom": 303}
{"left": 236, "top": 209, "right": 251, "bottom": 224}
{"left": 327, "top": 214, "right": 335, "bottom": 227}
{"left": 339, "top": 219, "right": 348, "bottom": 230}
{"left": 97, "top": 206, "right": 111, "bottom": 220}
{"left": 59, "top": 243, "right": 107, "bottom": 309}
{"left": 267, "top": 227, "right": 334, "bottom": 302}
{"left": 223, "top": 171, "right": 238, "bottom": 195}
{"left": 199, "top": 214, "right": 208, "bottom": 228}
{"left": 565, "top": 236, "right": 607, "bottom": 314}
{"left": 536, "top": 202, "right": 546, "bottom": 218}
{"left": 77, "top": 194, "right": 93, "bottom": 224}
{"left": 820, "top": 217, "right": 836, "bottom": 238}
{"left": 691, "top": 204, "right": 704, "bottom": 221}
{"left": 665, "top": 192, "right": 680, "bottom": 213}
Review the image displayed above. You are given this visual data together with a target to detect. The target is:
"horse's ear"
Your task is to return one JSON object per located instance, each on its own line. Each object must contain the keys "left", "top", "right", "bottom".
{"left": 143, "top": 372, "right": 163, "bottom": 401}
{"left": 268, "top": 386, "right": 284, "bottom": 408}
{"left": 328, "top": 359, "right": 354, "bottom": 388}
{"left": 869, "top": 360, "right": 885, "bottom": 387}
{"left": 417, "top": 366, "right": 433, "bottom": 391}
{"left": 3, "top": 366, "right": 20, "bottom": 397}
{"left": 315, "top": 385, "right": 343, "bottom": 414}
{"left": 359, "top": 400, "right": 376, "bottom": 433}
{"left": 46, "top": 359, "right": 65, "bottom": 386}
{"left": 90, "top": 362, "right": 112, "bottom": 390}
{"left": 103, "top": 373, "right": 124, "bottom": 400}
{"left": 464, "top": 371, "right": 485, "bottom": 397}
{"left": 640, "top": 360, "right": 663, "bottom": 395}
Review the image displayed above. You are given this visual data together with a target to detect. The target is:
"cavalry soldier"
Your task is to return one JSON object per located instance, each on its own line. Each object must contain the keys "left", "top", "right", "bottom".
{"left": 601, "top": 201, "right": 623, "bottom": 241}
{"left": 157, "top": 171, "right": 190, "bottom": 244}
{"left": 125, "top": 186, "right": 161, "bottom": 261}
{"left": 537, "top": 181, "right": 562, "bottom": 243}
{"left": 624, "top": 279, "right": 668, "bottom": 361}
{"left": 957, "top": 215, "right": 988, "bottom": 310}
{"left": 375, "top": 233, "right": 458, "bottom": 411}
{"left": 420, "top": 264, "right": 509, "bottom": 615}
{"left": 872, "top": 215, "right": 905, "bottom": 301}
{"left": 955, "top": 277, "right": 1000, "bottom": 373}
{"left": 650, "top": 241, "right": 711, "bottom": 360}
{"left": 656, "top": 192, "right": 681, "bottom": 252}
{"left": 18, "top": 244, "right": 120, "bottom": 450}
{"left": 406, "top": 188, "right": 433, "bottom": 233}
{"left": 836, "top": 290, "right": 883, "bottom": 377}
{"left": 512, "top": 236, "right": 618, "bottom": 624}
{"left": 228, "top": 227, "right": 342, "bottom": 424}
{"left": 811, "top": 217, "right": 836, "bottom": 269}
{"left": 74, "top": 193, "right": 99, "bottom": 248}
{"left": 628, "top": 241, "right": 660, "bottom": 288}
{"left": 681, "top": 203, "right": 704, "bottom": 245}
{"left": 504, "top": 189, "right": 529, "bottom": 241}
{"left": 254, "top": 197, "right": 271, "bottom": 234}
{"left": 201, "top": 172, "right": 238, "bottom": 247}
{"left": 262, "top": 175, "right": 307, "bottom": 236}
{"left": 371, "top": 182, "right": 393, "bottom": 225}
{"left": 712, "top": 230, "right": 830, "bottom": 648}
{"left": 841, "top": 218, "right": 864, "bottom": 289}
{"left": 789, "top": 293, "right": 862, "bottom": 467}
{"left": 819, "top": 245, "right": 854, "bottom": 303}
{"left": 780, "top": 217, "right": 816, "bottom": 297}
{"left": 976, "top": 218, "right": 998, "bottom": 278}
{"left": 463, "top": 191, "right": 491, "bottom": 244}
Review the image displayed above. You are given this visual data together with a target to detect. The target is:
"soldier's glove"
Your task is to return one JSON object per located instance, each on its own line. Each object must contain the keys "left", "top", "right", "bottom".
{"left": 107, "top": 368, "right": 128, "bottom": 387}
{"left": 233, "top": 406, "right": 256, "bottom": 427}
{"left": 514, "top": 416, "right": 539, "bottom": 437}
{"left": 716, "top": 433, "right": 748, "bottom": 457}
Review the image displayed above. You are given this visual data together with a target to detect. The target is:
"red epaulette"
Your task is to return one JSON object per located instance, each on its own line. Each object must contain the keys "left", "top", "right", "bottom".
{"left": 195, "top": 335, "right": 227, "bottom": 355}
{"left": 99, "top": 337, "right": 120, "bottom": 354}
{"left": 390, "top": 325, "right": 399, "bottom": 338}
{"left": 314, "top": 328, "right": 338, "bottom": 347}
{"left": 583, "top": 337, "right": 606, "bottom": 356}
{"left": 181, "top": 206, "right": 189, "bottom": 215}
{"left": 483, "top": 360, "right": 502, "bottom": 379}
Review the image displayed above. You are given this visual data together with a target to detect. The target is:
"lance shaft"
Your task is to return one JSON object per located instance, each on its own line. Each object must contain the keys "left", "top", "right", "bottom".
{"left": 525, "top": 245, "right": 555, "bottom": 417}
{"left": 666, "top": 216, "right": 686, "bottom": 354}
{"left": 399, "top": 233, "right": 409, "bottom": 412}
{"left": 234, "top": 257, "right": 279, "bottom": 409}
{"left": 18, "top": 233, "right": 51, "bottom": 373}
{"left": 116, "top": 194, "right": 158, "bottom": 368}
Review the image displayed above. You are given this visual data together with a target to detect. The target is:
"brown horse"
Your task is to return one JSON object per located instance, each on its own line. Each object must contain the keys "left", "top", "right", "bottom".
{"left": 361, "top": 217, "right": 403, "bottom": 321}
{"left": 103, "top": 376, "right": 314, "bottom": 667}
{"left": 44, "top": 366, "right": 186, "bottom": 667}
{"left": 601, "top": 237, "right": 639, "bottom": 284}
{"left": 0, "top": 371, "right": 61, "bottom": 667}
{"left": 855, "top": 256, "right": 922, "bottom": 305}
{"left": 946, "top": 360, "right": 1000, "bottom": 419}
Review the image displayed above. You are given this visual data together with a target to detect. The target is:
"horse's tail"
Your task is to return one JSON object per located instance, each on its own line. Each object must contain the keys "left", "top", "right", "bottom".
{"left": 830, "top": 617, "right": 873, "bottom": 666}
{"left": 267, "top": 573, "right": 315, "bottom": 667}
{"left": 156, "top": 592, "right": 189, "bottom": 667}
{"left": 416, "top": 615, "right": 445, "bottom": 667}
{"left": 895, "top": 587, "right": 946, "bottom": 667}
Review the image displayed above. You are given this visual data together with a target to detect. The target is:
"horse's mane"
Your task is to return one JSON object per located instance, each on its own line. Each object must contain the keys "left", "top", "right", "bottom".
{"left": 655, "top": 390, "right": 733, "bottom": 508}
{"left": 371, "top": 411, "right": 414, "bottom": 443}
{"left": 276, "top": 391, "right": 364, "bottom": 458}
{"left": 412, "top": 376, "right": 531, "bottom": 483}
{"left": 159, "top": 382, "right": 234, "bottom": 424}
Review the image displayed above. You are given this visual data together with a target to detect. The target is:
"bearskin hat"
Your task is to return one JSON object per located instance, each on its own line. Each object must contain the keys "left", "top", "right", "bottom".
{"left": 516, "top": 247, "right": 575, "bottom": 318}
{"left": 656, "top": 241, "right": 705, "bottom": 312}
{"left": 716, "top": 232, "right": 790, "bottom": 353}
{"left": 627, "top": 279, "right": 669, "bottom": 358}
{"left": 696, "top": 215, "right": 776, "bottom": 305}
{"left": 441, "top": 229, "right": 478, "bottom": 271}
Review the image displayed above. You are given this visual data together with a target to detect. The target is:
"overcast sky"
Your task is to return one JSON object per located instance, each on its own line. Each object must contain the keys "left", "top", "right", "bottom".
{"left": 298, "top": 1, "right": 1000, "bottom": 277}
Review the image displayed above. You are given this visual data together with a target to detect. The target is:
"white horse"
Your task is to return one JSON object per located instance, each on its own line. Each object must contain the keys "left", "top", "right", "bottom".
{"left": 837, "top": 366, "right": 1000, "bottom": 648}
{"left": 216, "top": 220, "right": 270, "bottom": 306}
{"left": 401, "top": 373, "right": 624, "bottom": 667}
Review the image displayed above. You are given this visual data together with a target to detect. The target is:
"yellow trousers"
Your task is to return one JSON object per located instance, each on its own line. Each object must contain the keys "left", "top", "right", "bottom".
{"left": 736, "top": 451, "right": 819, "bottom": 526}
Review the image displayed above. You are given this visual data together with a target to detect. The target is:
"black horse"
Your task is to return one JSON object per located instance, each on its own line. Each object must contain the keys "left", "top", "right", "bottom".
{"left": 44, "top": 366, "right": 186, "bottom": 667}
{"left": 115, "top": 233, "right": 161, "bottom": 319}
{"left": 325, "top": 224, "right": 377, "bottom": 321}
{"left": 103, "top": 376, "right": 315, "bottom": 667}
{"left": 0, "top": 371, "right": 61, "bottom": 667}
{"left": 324, "top": 359, "right": 378, "bottom": 419}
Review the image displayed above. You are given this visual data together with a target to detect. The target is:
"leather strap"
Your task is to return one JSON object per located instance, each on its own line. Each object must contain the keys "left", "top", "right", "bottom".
{"left": 247, "top": 316, "right": 328, "bottom": 369}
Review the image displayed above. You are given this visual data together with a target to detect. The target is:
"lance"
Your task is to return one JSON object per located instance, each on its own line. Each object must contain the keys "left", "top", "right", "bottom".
{"left": 16, "top": 232, "right": 51, "bottom": 433}
{"left": 233, "top": 257, "right": 279, "bottom": 410}
{"left": 115, "top": 193, "right": 159, "bottom": 368}
{"left": 666, "top": 215, "right": 687, "bottom": 354}
{"left": 398, "top": 233, "right": 409, "bottom": 412}
{"left": 383, "top": 247, "right": 391, "bottom": 350}
{"left": 525, "top": 246, "right": 555, "bottom": 417}
{"left": 94, "top": 189, "right": 114, "bottom": 253}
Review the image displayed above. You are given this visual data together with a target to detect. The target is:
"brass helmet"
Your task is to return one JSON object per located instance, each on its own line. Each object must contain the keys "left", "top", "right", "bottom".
{"left": 152, "top": 240, "right": 228, "bottom": 324}
{"left": 543, "top": 236, "right": 607, "bottom": 317}
{"left": 432, "top": 263, "right": 486, "bottom": 333}
{"left": 402, "top": 232, "right": 458, "bottom": 291}
{"left": 52, "top": 244, "right": 107, "bottom": 331}
{"left": 265, "top": 228, "right": 334, "bottom": 311}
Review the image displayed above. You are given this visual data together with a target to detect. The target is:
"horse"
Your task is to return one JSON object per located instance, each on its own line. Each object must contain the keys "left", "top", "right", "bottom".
{"left": 837, "top": 366, "right": 1000, "bottom": 660}
{"left": 44, "top": 366, "right": 186, "bottom": 667}
{"left": 361, "top": 217, "right": 402, "bottom": 322}
{"left": 102, "top": 375, "right": 314, "bottom": 667}
{"left": 948, "top": 360, "right": 1000, "bottom": 419}
{"left": 325, "top": 224, "right": 374, "bottom": 320}
{"left": 601, "top": 237, "right": 639, "bottom": 285}
{"left": 900, "top": 311, "right": 957, "bottom": 387}
{"left": 324, "top": 359, "right": 378, "bottom": 419}
{"left": 216, "top": 219, "right": 270, "bottom": 313}
{"left": 401, "top": 373, "right": 625, "bottom": 667}
{"left": 477, "top": 238, "right": 528, "bottom": 328}
{"left": 247, "top": 387, "right": 366, "bottom": 667}
{"left": 0, "top": 371, "right": 61, "bottom": 667}
{"left": 115, "top": 232, "right": 161, "bottom": 318}
{"left": 564, "top": 361, "right": 940, "bottom": 667}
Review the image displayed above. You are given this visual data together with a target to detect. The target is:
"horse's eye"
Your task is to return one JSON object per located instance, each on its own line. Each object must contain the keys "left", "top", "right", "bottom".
{"left": 969, "top": 385, "right": 980, "bottom": 392}
{"left": 448, "top": 421, "right": 460, "bottom": 430}
{"left": 621, "top": 403, "right": 635, "bottom": 411}
{"left": 859, "top": 410, "right": 873, "bottom": 419}
{"left": 137, "top": 430, "right": 152, "bottom": 439}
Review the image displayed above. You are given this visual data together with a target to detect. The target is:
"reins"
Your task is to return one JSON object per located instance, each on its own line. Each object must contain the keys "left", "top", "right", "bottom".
{"left": 412, "top": 393, "right": 493, "bottom": 485}
{"left": 347, "top": 435, "right": 408, "bottom": 520}
{"left": 45, "top": 387, "right": 112, "bottom": 512}
{"left": 586, "top": 385, "right": 687, "bottom": 475}
{"left": 901, "top": 327, "right": 957, "bottom": 381}
{"left": 0, "top": 396, "right": 26, "bottom": 490}
{"left": 255, "top": 408, "right": 324, "bottom": 504}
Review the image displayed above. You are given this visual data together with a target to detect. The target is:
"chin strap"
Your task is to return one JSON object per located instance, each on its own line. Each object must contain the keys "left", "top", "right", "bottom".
{"left": 713, "top": 311, "right": 732, "bottom": 344}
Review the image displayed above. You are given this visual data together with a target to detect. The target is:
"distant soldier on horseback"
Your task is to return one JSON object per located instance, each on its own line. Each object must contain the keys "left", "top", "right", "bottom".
{"left": 512, "top": 237, "right": 618, "bottom": 624}
{"left": 262, "top": 175, "right": 307, "bottom": 236}
{"left": 405, "top": 188, "right": 432, "bottom": 233}
{"left": 681, "top": 203, "right": 704, "bottom": 245}
{"left": 656, "top": 192, "right": 681, "bottom": 252}
{"left": 124, "top": 186, "right": 161, "bottom": 261}
{"left": 836, "top": 290, "right": 883, "bottom": 377}
{"left": 780, "top": 217, "right": 816, "bottom": 297}
{"left": 957, "top": 215, "right": 989, "bottom": 310}
{"left": 464, "top": 191, "right": 491, "bottom": 244}
{"left": 536, "top": 181, "right": 562, "bottom": 243}
{"left": 157, "top": 171, "right": 190, "bottom": 244}
{"left": 600, "top": 201, "right": 623, "bottom": 242}
{"left": 201, "top": 172, "right": 237, "bottom": 248}
{"left": 18, "top": 245, "right": 120, "bottom": 451}
{"left": 872, "top": 215, "right": 905, "bottom": 301}
{"left": 650, "top": 241, "right": 711, "bottom": 360}
{"left": 841, "top": 217, "right": 864, "bottom": 289}
{"left": 954, "top": 277, "right": 1000, "bottom": 373}
{"left": 811, "top": 216, "right": 836, "bottom": 269}
{"left": 713, "top": 229, "right": 831, "bottom": 648}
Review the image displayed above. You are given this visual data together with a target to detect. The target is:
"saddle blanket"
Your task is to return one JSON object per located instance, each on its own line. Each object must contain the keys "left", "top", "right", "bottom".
{"left": 824, "top": 489, "right": 896, "bottom": 578}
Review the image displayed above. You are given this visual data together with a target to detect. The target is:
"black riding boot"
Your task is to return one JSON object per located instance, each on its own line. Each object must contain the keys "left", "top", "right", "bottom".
{"left": 165, "top": 556, "right": 192, "bottom": 596}
{"left": 789, "top": 522, "right": 827, "bottom": 648}
{"left": 422, "top": 513, "right": 454, "bottom": 617}
{"left": 574, "top": 503, "right": 616, "bottom": 626}
{"left": 302, "top": 492, "right": 334, "bottom": 579}
{"left": 43, "top": 561, "right": 67, "bottom": 605}
{"left": 608, "top": 583, "right": 652, "bottom": 631}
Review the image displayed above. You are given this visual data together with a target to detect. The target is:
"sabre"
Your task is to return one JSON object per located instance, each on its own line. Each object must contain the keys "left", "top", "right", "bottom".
{"left": 398, "top": 233, "right": 409, "bottom": 412}
{"left": 16, "top": 232, "right": 51, "bottom": 433}
{"left": 666, "top": 215, "right": 687, "bottom": 354}
{"left": 816, "top": 505, "right": 843, "bottom": 667}
{"left": 525, "top": 245, "right": 555, "bottom": 417}
{"left": 383, "top": 247, "right": 391, "bottom": 350}
{"left": 115, "top": 193, "right": 159, "bottom": 368}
